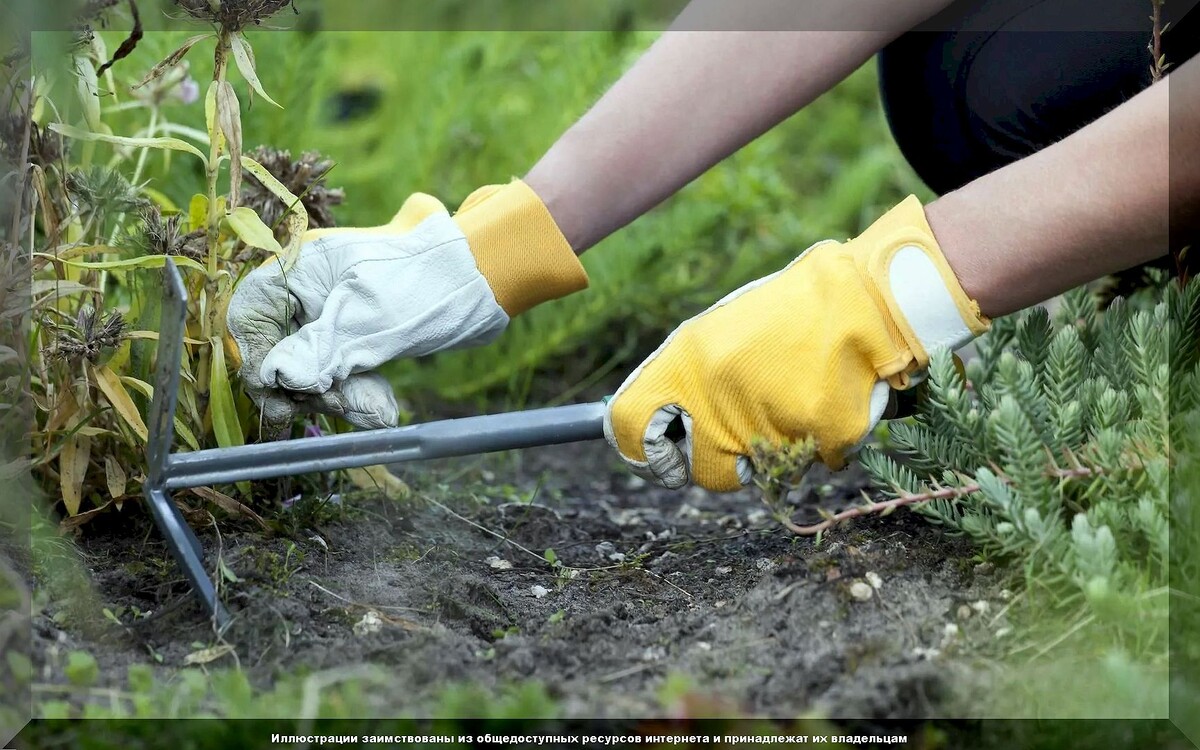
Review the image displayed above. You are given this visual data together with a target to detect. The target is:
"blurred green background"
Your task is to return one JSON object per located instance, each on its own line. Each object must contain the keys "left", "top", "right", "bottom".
{"left": 92, "top": 17, "right": 930, "bottom": 412}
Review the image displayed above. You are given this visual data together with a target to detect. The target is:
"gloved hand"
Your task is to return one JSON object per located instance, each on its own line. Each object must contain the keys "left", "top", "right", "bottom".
{"left": 226, "top": 180, "right": 588, "bottom": 437}
{"left": 604, "top": 195, "right": 990, "bottom": 492}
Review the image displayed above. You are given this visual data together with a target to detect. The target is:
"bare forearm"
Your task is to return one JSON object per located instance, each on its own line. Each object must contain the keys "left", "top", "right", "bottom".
{"left": 928, "top": 56, "right": 1200, "bottom": 318}
{"left": 526, "top": 0, "right": 952, "bottom": 253}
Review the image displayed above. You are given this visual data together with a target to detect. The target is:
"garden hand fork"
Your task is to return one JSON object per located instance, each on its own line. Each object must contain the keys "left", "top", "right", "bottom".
{"left": 144, "top": 259, "right": 607, "bottom": 628}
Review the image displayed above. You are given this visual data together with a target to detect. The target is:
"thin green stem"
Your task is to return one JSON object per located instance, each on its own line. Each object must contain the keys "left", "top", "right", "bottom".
{"left": 197, "top": 30, "right": 232, "bottom": 405}
{"left": 204, "top": 34, "right": 230, "bottom": 279}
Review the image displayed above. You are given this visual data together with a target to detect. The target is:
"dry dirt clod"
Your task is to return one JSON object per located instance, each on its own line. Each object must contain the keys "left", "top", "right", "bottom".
{"left": 352, "top": 611, "right": 382, "bottom": 637}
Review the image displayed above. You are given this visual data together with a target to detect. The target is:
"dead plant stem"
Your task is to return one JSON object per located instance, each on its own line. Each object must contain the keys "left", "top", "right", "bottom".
{"left": 781, "top": 466, "right": 1101, "bottom": 537}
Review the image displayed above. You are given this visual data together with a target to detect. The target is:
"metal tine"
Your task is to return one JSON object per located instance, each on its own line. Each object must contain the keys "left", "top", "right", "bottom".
{"left": 144, "top": 259, "right": 229, "bottom": 628}
{"left": 162, "top": 401, "right": 607, "bottom": 490}
{"left": 141, "top": 258, "right": 605, "bottom": 627}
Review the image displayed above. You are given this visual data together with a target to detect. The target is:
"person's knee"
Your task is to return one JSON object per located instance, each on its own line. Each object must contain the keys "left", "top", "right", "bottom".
{"left": 960, "top": 30, "right": 1151, "bottom": 161}
{"left": 880, "top": 0, "right": 1199, "bottom": 194}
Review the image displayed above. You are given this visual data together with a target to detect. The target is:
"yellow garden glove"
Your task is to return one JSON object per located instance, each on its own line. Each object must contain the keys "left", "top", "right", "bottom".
{"left": 603, "top": 196, "right": 990, "bottom": 492}
{"left": 227, "top": 180, "right": 587, "bottom": 437}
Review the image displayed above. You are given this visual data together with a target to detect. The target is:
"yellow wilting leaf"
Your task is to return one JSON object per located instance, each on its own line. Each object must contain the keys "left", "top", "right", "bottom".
{"left": 205, "top": 81, "right": 223, "bottom": 154}
{"left": 225, "top": 207, "right": 282, "bottom": 255}
{"left": 104, "top": 455, "right": 127, "bottom": 499}
{"left": 59, "top": 434, "right": 91, "bottom": 516}
{"left": 32, "top": 244, "right": 120, "bottom": 264}
{"left": 281, "top": 210, "right": 308, "bottom": 270}
{"left": 216, "top": 82, "right": 242, "bottom": 208}
{"left": 44, "top": 388, "right": 80, "bottom": 436}
{"left": 345, "top": 465, "right": 410, "bottom": 499}
{"left": 33, "top": 252, "right": 207, "bottom": 275}
{"left": 188, "top": 194, "right": 209, "bottom": 232}
{"left": 230, "top": 32, "right": 282, "bottom": 108}
{"left": 183, "top": 644, "right": 235, "bottom": 666}
{"left": 209, "top": 338, "right": 249, "bottom": 495}
{"left": 92, "top": 365, "right": 149, "bottom": 443}
{"left": 208, "top": 337, "right": 243, "bottom": 449}
{"left": 241, "top": 155, "right": 310, "bottom": 268}
{"left": 118, "top": 376, "right": 201, "bottom": 452}
{"left": 48, "top": 123, "right": 207, "bottom": 164}
{"left": 122, "top": 331, "right": 207, "bottom": 346}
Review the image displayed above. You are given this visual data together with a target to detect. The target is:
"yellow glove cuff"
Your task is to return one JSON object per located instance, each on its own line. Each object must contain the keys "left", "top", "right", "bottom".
{"left": 454, "top": 180, "right": 589, "bottom": 317}
{"left": 851, "top": 195, "right": 990, "bottom": 387}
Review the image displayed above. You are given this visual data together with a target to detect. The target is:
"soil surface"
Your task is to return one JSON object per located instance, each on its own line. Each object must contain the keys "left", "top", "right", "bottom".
{"left": 29, "top": 439, "right": 1010, "bottom": 719}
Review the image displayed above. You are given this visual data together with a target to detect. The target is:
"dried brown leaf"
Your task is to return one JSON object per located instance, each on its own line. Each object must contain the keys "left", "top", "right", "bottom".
{"left": 190, "top": 485, "right": 267, "bottom": 530}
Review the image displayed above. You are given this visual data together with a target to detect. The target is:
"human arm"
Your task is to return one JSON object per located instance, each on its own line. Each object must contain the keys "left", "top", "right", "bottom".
{"left": 928, "top": 55, "right": 1199, "bottom": 317}
{"left": 605, "top": 58, "right": 1199, "bottom": 490}
{"left": 526, "top": 0, "right": 955, "bottom": 253}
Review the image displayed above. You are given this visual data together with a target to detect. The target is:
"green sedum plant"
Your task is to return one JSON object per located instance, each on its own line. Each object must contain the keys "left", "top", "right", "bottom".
{"left": 860, "top": 278, "right": 1196, "bottom": 649}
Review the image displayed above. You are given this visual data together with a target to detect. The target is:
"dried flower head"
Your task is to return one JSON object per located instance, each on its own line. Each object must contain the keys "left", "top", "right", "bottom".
{"left": 64, "top": 166, "right": 147, "bottom": 219}
{"left": 242, "top": 146, "right": 344, "bottom": 230}
{"left": 48, "top": 306, "right": 126, "bottom": 363}
{"left": 0, "top": 115, "right": 66, "bottom": 168}
{"left": 174, "top": 0, "right": 297, "bottom": 31}
{"left": 122, "top": 205, "right": 206, "bottom": 261}
{"left": 71, "top": 0, "right": 121, "bottom": 50}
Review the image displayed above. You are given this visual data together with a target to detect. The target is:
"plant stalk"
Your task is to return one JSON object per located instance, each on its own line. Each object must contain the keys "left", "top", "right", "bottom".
{"left": 196, "top": 30, "right": 232, "bottom": 404}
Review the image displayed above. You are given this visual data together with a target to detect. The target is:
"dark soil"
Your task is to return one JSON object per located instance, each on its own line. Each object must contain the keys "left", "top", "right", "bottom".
{"left": 30, "top": 440, "right": 1009, "bottom": 719}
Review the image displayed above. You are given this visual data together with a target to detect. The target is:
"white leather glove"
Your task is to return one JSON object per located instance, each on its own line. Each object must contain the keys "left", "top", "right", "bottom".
{"left": 227, "top": 182, "right": 588, "bottom": 438}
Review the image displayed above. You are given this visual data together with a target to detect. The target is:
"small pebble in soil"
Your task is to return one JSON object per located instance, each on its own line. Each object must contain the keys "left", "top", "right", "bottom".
{"left": 996, "top": 627, "right": 1013, "bottom": 639}
{"left": 650, "top": 552, "right": 677, "bottom": 569}
{"left": 865, "top": 571, "right": 883, "bottom": 590}
{"left": 849, "top": 581, "right": 874, "bottom": 601}
{"left": 696, "top": 642, "right": 712, "bottom": 651}
{"left": 970, "top": 599, "right": 990, "bottom": 615}
{"left": 531, "top": 585, "right": 549, "bottom": 599}
{"left": 974, "top": 561, "right": 995, "bottom": 576}
{"left": 594, "top": 541, "right": 616, "bottom": 558}
{"left": 610, "top": 508, "right": 645, "bottom": 527}
{"left": 486, "top": 556, "right": 513, "bottom": 570}
{"left": 746, "top": 509, "right": 769, "bottom": 526}
{"left": 755, "top": 558, "right": 776, "bottom": 572}
{"left": 608, "top": 552, "right": 626, "bottom": 562}
{"left": 715, "top": 565, "right": 732, "bottom": 575}
{"left": 642, "top": 646, "right": 667, "bottom": 662}
{"left": 957, "top": 604, "right": 973, "bottom": 620}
